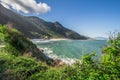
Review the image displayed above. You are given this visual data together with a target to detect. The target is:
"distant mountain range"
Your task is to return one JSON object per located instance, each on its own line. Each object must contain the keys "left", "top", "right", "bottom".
{"left": 0, "top": 4, "right": 89, "bottom": 39}
{"left": 94, "top": 37, "right": 108, "bottom": 40}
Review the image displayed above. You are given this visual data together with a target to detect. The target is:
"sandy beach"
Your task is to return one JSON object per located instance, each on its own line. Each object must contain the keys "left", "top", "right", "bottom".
{"left": 31, "top": 38, "right": 70, "bottom": 43}
{"left": 50, "top": 38, "right": 70, "bottom": 41}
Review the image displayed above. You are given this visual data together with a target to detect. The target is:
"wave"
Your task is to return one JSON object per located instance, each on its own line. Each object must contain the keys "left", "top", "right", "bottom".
{"left": 40, "top": 47, "right": 78, "bottom": 65}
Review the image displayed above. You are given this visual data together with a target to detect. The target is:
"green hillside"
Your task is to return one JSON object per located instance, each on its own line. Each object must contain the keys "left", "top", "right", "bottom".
{"left": 0, "top": 4, "right": 89, "bottom": 39}
{"left": 0, "top": 25, "right": 120, "bottom": 80}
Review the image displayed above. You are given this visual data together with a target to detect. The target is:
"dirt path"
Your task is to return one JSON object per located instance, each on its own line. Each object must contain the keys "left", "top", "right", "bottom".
{"left": 0, "top": 45, "right": 5, "bottom": 48}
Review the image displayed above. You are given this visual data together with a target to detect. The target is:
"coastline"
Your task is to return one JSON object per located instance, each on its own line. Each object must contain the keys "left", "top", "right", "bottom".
{"left": 39, "top": 47, "right": 78, "bottom": 66}
{"left": 30, "top": 38, "right": 70, "bottom": 43}
{"left": 31, "top": 38, "right": 78, "bottom": 65}
{"left": 31, "top": 38, "right": 105, "bottom": 66}
{"left": 50, "top": 38, "right": 70, "bottom": 41}
{"left": 30, "top": 38, "right": 94, "bottom": 43}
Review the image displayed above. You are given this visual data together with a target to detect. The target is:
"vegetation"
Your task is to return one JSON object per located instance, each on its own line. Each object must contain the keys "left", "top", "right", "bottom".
{"left": 0, "top": 25, "right": 120, "bottom": 80}
{"left": 0, "top": 24, "right": 52, "bottom": 62}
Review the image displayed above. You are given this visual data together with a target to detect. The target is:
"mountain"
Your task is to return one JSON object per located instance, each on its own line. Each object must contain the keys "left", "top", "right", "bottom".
{"left": 0, "top": 4, "right": 89, "bottom": 39}
{"left": 94, "top": 37, "right": 108, "bottom": 40}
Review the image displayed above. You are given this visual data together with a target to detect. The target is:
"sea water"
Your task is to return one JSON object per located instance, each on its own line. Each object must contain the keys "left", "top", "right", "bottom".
{"left": 32, "top": 40, "right": 107, "bottom": 59}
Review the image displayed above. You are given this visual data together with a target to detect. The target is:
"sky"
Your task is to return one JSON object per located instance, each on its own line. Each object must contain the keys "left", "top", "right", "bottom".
{"left": 1, "top": 0, "right": 120, "bottom": 38}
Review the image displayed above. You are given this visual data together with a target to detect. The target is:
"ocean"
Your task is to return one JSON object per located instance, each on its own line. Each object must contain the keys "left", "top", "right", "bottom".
{"left": 32, "top": 39, "right": 107, "bottom": 60}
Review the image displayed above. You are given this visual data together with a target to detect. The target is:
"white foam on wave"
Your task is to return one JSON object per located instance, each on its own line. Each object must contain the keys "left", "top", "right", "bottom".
{"left": 31, "top": 39, "right": 81, "bottom": 65}
{"left": 40, "top": 47, "right": 78, "bottom": 65}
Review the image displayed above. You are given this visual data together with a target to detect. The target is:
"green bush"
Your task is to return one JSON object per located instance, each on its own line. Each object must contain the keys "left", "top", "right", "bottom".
{"left": 0, "top": 24, "right": 120, "bottom": 80}
{"left": 0, "top": 25, "right": 50, "bottom": 62}
{"left": 0, "top": 52, "right": 48, "bottom": 80}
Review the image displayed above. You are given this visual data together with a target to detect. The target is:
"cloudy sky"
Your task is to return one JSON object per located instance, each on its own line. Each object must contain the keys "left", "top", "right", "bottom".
{"left": 0, "top": 0, "right": 120, "bottom": 38}
{"left": 0, "top": 0, "right": 51, "bottom": 14}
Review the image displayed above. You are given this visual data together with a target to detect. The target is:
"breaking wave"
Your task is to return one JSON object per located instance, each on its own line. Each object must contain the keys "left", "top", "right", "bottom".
{"left": 40, "top": 47, "right": 78, "bottom": 65}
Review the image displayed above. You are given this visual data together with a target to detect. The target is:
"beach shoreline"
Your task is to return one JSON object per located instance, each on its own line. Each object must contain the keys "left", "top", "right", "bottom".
{"left": 39, "top": 47, "right": 79, "bottom": 66}
{"left": 30, "top": 38, "right": 70, "bottom": 43}
{"left": 30, "top": 38, "right": 94, "bottom": 43}
{"left": 50, "top": 38, "right": 70, "bottom": 41}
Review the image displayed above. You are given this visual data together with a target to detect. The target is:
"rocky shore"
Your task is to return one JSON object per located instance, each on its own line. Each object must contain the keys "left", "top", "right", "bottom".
{"left": 39, "top": 48, "right": 78, "bottom": 67}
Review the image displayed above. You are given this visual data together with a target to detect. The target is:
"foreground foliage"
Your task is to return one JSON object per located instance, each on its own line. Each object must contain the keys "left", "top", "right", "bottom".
{"left": 0, "top": 24, "right": 52, "bottom": 62}
{"left": 0, "top": 25, "right": 120, "bottom": 80}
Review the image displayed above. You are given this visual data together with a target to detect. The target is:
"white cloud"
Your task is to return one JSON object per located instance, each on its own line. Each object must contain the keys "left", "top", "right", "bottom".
{"left": 0, "top": 0, "right": 51, "bottom": 14}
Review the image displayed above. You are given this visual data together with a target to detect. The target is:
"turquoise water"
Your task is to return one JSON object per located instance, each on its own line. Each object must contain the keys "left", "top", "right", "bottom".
{"left": 34, "top": 40, "right": 107, "bottom": 59}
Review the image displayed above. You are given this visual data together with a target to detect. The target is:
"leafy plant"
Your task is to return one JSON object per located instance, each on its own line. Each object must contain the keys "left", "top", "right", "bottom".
{"left": 0, "top": 24, "right": 120, "bottom": 80}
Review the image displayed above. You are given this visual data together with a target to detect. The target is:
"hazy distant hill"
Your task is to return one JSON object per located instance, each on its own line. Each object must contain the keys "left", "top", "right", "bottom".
{"left": 94, "top": 37, "right": 108, "bottom": 40}
{"left": 0, "top": 4, "right": 88, "bottom": 39}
